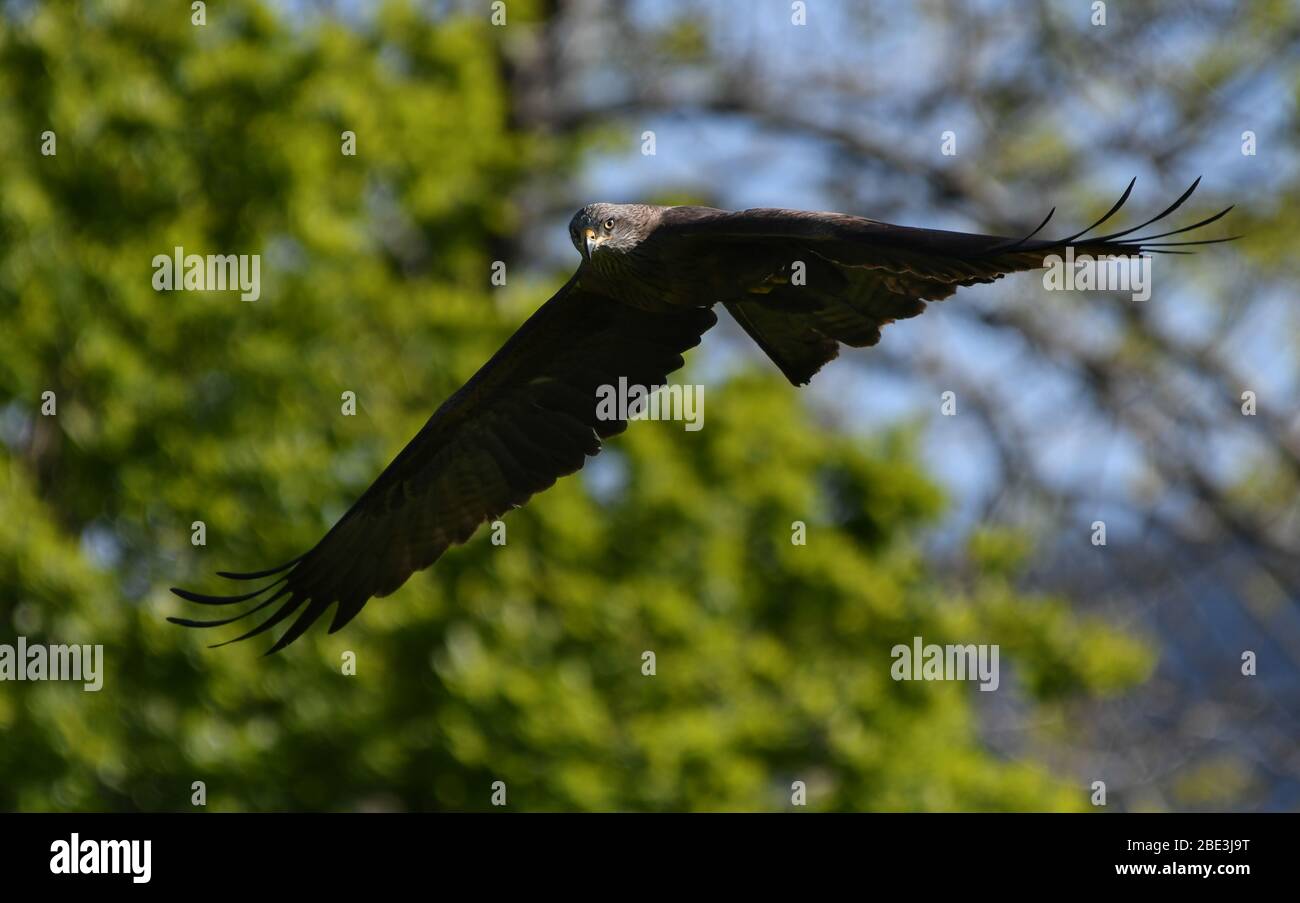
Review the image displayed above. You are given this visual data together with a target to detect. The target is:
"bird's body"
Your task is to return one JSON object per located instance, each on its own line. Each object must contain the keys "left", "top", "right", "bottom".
{"left": 172, "top": 181, "right": 1234, "bottom": 652}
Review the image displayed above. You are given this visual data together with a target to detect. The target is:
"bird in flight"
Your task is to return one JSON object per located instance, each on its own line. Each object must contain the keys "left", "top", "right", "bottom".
{"left": 171, "top": 179, "right": 1234, "bottom": 653}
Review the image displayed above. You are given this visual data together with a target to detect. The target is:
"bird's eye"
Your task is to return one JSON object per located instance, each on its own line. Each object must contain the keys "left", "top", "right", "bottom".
{"left": 603, "top": 218, "right": 616, "bottom": 232}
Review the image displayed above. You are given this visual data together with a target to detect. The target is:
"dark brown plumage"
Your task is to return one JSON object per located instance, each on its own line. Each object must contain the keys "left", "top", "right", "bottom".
{"left": 171, "top": 179, "right": 1234, "bottom": 652}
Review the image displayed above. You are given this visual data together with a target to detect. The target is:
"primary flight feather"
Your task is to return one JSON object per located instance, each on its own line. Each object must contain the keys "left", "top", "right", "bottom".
{"left": 170, "top": 180, "right": 1234, "bottom": 652}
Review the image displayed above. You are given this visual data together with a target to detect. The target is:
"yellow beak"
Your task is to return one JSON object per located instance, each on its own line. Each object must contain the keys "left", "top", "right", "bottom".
{"left": 583, "top": 228, "right": 597, "bottom": 261}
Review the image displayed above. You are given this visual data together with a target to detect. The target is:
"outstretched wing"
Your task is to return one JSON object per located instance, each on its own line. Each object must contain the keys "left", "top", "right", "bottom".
{"left": 170, "top": 272, "right": 717, "bottom": 653}
{"left": 665, "top": 179, "right": 1234, "bottom": 385}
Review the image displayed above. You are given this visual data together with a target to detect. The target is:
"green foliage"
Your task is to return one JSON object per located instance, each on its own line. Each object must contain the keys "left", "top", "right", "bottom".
{"left": 0, "top": 0, "right": 1151, "bottom": 811}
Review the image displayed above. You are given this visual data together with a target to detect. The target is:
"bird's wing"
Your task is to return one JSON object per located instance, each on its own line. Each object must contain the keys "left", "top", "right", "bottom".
{"left": 664, "top": 180, "right": 1234, "bottom": 385}
{"left": 170, "top": 272, "right": 717, "bottom": 652}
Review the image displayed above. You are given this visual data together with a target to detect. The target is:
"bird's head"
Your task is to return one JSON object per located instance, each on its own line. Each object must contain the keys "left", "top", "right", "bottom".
{"left": 568, "top": 203, "right": 654, "bottom": 263}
